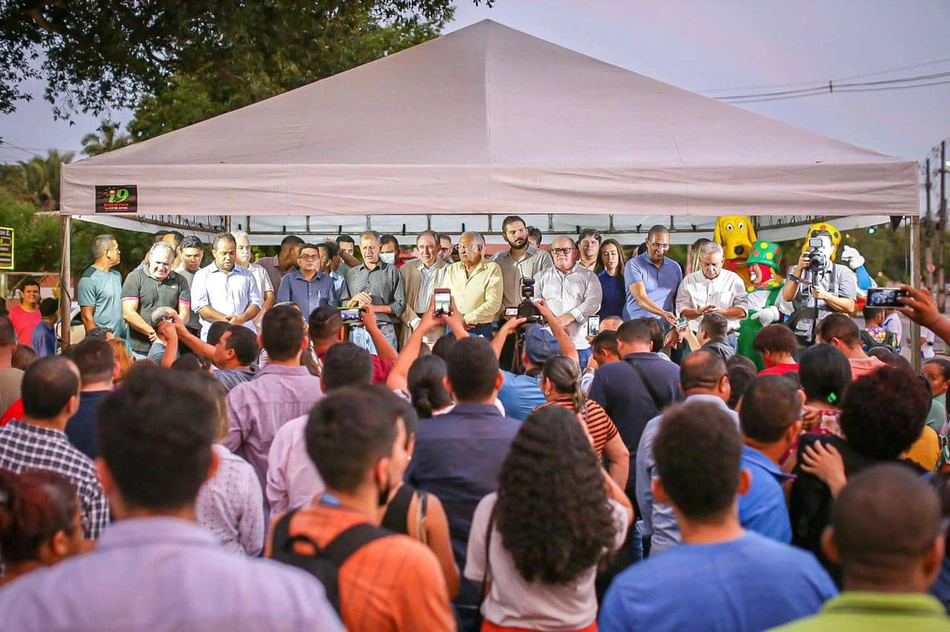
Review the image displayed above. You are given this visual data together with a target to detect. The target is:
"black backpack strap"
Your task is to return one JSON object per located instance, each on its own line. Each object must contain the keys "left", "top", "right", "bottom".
{"left": 271, "top": 509, "right": 301, "bottom": 553}
{"left": 322, "top": 522, "right": 393, "bottom": 568}
{"left": 625, "top": 357, "right": 664, "bottom": 411}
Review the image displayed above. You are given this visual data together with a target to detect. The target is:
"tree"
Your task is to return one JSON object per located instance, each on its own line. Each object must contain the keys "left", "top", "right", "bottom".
{"left": 81, "top": 120, "right": 131, "bottom": 156}
{"left": 18, "top": 149, "right": 73, "bottom": 210}
{"left": 0, "top": 1, "right": 492, "bottom": 119}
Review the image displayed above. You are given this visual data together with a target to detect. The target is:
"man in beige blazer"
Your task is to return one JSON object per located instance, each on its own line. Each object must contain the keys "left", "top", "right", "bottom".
{"left": 398, "top": 230, "right": 448, "bottom": 348}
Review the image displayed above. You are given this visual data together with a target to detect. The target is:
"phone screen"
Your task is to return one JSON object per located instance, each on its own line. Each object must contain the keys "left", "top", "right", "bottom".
{"left": 434, "top": 290, "right": 451, "bottom": 315}
{"left": 339, "top": 307, "right": 362, "bottom": 324}
{"left": 866, "top": 287, "right": 907, "bottom": 308}
{"left": 587, "top": 316, "right": 600, "bottom": 336}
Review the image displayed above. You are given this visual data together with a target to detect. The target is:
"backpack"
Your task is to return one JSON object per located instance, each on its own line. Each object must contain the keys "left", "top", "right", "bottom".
{"left": 269, "top": 509, "right": 392, "bottom": 614}
{"left": 859, "top": 327, "right": 897, "bottom": 352}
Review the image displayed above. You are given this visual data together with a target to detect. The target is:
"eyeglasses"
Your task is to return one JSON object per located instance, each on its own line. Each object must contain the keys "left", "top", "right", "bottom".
{"left": 298, "top": 254, "right": 320, "bottom": 261}
{"left": 647, "top": 241, "right": 671, "bottom": 251}
{"left": 551, "top": 247, "right": 574, "bottom": 255}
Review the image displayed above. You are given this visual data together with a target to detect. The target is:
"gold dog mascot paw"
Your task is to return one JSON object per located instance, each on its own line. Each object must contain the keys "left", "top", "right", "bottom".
{"left": 713, "top": 215, "right": 757, "bottom": 287}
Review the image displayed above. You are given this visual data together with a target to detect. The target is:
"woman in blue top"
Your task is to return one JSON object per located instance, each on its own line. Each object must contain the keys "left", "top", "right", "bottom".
{"left": 595, "top": 238, "right": 627, "bottom": 319}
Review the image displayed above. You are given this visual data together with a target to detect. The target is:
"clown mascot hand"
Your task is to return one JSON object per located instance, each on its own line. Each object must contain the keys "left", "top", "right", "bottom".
{"left": 839, "top": 245, "right": 875, "bottom": 302}
{"left": 753, "top": 305, "right": 780, "bottom": 326}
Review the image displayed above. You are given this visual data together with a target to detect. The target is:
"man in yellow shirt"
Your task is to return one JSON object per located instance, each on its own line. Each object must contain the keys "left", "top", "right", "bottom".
{"left": 437, "top": 231, "right": 503, "bottom": 339}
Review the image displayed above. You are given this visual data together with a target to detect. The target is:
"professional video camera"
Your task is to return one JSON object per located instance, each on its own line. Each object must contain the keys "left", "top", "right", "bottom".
{"left": 804, "top": 237, "right": 827, "bottom": 272}
{"left": 516, "top": 277, "right": 542, "bottom": 323}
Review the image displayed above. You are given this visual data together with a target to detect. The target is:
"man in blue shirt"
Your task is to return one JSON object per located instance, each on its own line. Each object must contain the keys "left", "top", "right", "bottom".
{"left": 623, "top": 224, "right": 682, "bottom": 323}
{"left": 600, "top": 400, "right": 837, "bottom": 632}
{"left": 492, "top": 298, "right": 577, "bottom": 420}
{"left": 739, "top": 375, "right": 804, "bottom": 543}
{"left": 277, "top": 242, "right": 340, "bottom": 318}
{"left": 407, "top": 336, "right": 520, "bottom": 631}
{"left": 31, "top": 298, "right": 58, "bottom": 358}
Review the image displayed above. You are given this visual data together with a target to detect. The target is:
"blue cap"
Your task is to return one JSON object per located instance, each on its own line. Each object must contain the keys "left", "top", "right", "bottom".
{"left": 524, "top": 325, "right": 560, "bottom": 364}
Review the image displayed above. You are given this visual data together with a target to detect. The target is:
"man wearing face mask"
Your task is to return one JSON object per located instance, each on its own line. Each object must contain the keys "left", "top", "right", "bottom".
{"left": 121, "top": 241, "right": 191, "bottom": 360}
{"left": 379, "top": 234, "right": 403, "bottom": 269}
{"left": 781, "top": 228, "right": 857, "bottom": 346}
{"left": 346, "top": 231, "right": 405, "bottom": 352}
{"left": 269, "top": 385, "right": 455, "bottom": 631}
{"left": 675, "top": 241, "right": 749, "bottom": 343}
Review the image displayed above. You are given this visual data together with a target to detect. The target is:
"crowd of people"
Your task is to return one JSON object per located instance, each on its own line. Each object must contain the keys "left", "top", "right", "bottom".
{"left": 0, "top": 217, "right": 950, "bottom": 631}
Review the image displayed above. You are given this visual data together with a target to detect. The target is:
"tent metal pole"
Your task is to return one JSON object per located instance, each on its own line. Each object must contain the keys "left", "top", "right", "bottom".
{"left": 910, "top": 214, "right": 921, "bottom": 372}
{"left": 59, "top": 215, "right": 72, "bottom": 349}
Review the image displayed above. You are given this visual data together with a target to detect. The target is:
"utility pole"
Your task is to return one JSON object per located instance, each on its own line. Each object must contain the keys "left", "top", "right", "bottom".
{"left": 940, "top": 141, "right": 947, "bottom": 313}
{"left": 925, "top": 158, "right": 934, "bottom": 291}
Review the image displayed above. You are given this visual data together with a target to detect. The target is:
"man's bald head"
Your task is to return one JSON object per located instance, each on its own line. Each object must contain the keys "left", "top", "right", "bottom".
{"left": 680, "top": 350, "right": 728, "bottom": 396}
{"left": 829, "top": 464, "right": 943, "bottom": 589}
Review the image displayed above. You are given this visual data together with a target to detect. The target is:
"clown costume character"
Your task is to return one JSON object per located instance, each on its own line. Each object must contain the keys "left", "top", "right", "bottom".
{"left": 736, "top": 241, "right": 792, "bottom": 370}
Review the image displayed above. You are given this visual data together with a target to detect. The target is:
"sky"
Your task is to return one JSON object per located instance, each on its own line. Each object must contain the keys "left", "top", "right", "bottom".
{"left": 1, "top": 0, "right": 949, "bottom": 168}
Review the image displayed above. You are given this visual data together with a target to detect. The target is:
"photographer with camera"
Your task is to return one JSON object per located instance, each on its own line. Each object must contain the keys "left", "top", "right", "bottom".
{"left": 781, "top": 229, "right": 857, "bottom": 345}
{"left": 491, "top": 298, "right": 578, "bottom": 421}
{"left": 534, "top": 237, "right": 603, "bottom": 368}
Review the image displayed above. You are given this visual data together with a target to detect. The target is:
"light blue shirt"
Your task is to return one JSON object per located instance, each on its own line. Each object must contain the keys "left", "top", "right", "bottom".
{"left": 599, "top": 532, "right": 836, "bottom": 632}
{"left": 276, "top": 270, "right": 340, "bottom": 318}
{"left": 498, "top": 371, "right": 546, "bottom": 421}
{"left": 0, "top": 517, "right": 343, "bottom": 632}
{"left": 191, "top": 263, "right": 262, "bottom": 340}
{"left": 635, "top": 394, "right": 738, "bottom": 552}
{"left": 623, "top": 252, "right": 682, "bottom": 320}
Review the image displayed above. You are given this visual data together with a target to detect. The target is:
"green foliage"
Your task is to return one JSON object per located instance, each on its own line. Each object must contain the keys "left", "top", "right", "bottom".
{"left": 81, "top": 120, "right": 132, "bottom": 157}
{"left": 17, "top": 149, "right": 73, "bottom": 210}
{"left": 0, "top": 0, "right": 493, "bottom": 120}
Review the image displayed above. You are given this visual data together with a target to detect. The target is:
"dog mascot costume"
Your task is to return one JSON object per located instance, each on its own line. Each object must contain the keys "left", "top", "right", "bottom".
{"left": 736, "top": 241, "right": 788, "bottom": 370}
{"left": 713, "top": 216, "right": 757, "bottom": 287}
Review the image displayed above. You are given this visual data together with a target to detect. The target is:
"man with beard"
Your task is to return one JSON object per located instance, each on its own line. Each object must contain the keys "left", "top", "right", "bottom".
{"left": 121, "top": 241, "right": 191, "bottom": 360}
{"left": 192, "top": 233, "right": 262, "bottom": 342}
{"left": 578, "top": 228, "right": 603, "bottom": 271}
{"left": 399, "top": 231, "right": 448, "bottom": 348}
{"left": 234, "top": 231, "right": 276, "bottom": 327}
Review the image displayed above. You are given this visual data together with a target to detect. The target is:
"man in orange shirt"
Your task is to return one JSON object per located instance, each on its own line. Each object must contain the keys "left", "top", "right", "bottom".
{"left": 817, "top": 314, "right": 885, "bottom": 380}
{"left": 267, "top": 384, "right": 455, "bottom": 632}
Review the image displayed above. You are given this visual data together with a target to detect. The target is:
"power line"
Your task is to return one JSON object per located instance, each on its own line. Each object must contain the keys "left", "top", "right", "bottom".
{"left": 699, "top": 55, "right": 950, "bottom": 94}
{"left": 715, "top": 70, "right": 950, "bottom": 104}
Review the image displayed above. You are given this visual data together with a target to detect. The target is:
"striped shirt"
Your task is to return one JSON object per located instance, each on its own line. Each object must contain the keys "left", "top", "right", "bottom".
{"left": 345, "top": 262, "right": 406, "bottom": 324}
{"left": 0, "top": 419, "right": 109, "bottom": 539}
{"left": 534, "top": 396, "right": 619, "bottom": 457}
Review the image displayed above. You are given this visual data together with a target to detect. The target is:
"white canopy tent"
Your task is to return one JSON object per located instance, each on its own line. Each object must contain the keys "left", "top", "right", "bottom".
{"left": 60, "top": 19, "right": 917, "bottom": 247}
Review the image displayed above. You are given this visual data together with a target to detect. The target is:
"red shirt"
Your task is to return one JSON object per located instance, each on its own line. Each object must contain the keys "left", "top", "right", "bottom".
{"left": 760, "top": 363, "right": 799, "bottom": 376}
{"left": 316, "top": 349, "right": 394, "bottom": 384}
{"left": 9, "top": 304, "right": 41, "bottom": 346}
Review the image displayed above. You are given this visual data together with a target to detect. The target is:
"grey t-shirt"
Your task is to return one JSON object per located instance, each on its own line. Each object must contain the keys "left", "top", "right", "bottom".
{"left": 786, "top": 263, "right": 857, "bottom": 340}
{"left": 77, "top": 266, "right": 127, "bottom": 338}
{"left": 464, "top": 492, "right": 628, "bottom": 630}
{"left": 0, "top": 368, "right": 23, "bottom": 415}
{"left": 121, "top": 268, "right": 191, "bottom": 354}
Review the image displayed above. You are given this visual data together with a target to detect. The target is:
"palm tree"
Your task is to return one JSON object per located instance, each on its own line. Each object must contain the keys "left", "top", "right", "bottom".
{"left": 18, "top": 149, "right": 74, "bottom": 210}
{"left": 81, "top": 120, "right": 131, "bottom": 157}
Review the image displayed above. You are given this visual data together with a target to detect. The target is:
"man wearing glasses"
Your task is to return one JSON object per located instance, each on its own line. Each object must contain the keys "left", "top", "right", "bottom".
{"left": 675, "top": 241, "right": 748, "bottom": 341}
{"left": 438, "top": 234, "right": 455, "bottom": 264}
{"left": 535, "top": 237, "right": 602, "bottom": 368}
{"left": 624, "top": 225, "right": 683, "bottom": 325}
{"left": 436, "top": 231, "right": 502, "bottom": 339}
{"left": 276, "top": 243, "right": 341, "bottom": 318}
{"left": 398, "top": 230, "right": 448, "bottom": 347}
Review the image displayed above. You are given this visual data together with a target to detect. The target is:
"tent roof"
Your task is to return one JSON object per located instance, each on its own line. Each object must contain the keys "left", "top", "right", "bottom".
{"left": 61, "top": 19, "right": 918, "bottom": 221}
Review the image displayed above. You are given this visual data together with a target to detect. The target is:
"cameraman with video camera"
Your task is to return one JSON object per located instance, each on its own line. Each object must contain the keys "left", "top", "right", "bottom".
{"left": 781, "top": 229, "right": 857, "bottom": 345}
{"left": 491, "top": 298, "right": 578, "bottom": 420}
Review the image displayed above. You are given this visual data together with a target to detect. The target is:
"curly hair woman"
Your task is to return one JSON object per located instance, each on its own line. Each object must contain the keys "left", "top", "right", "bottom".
{"left": 465, "top": 406, "right": 632, "bottom": 632}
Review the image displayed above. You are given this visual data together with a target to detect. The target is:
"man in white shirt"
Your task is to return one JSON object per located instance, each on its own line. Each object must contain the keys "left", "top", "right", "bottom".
{"left": 535, "top": 236, "right": 602, "bottom": 368}
{"left": 675, "top": 241, "right": 748, "bottom": 344}
{"left": 234, "top": 231, "right": 276, "bottom": 330}
{"left": 191, "top": 233, "right": 263, "bottom": 341}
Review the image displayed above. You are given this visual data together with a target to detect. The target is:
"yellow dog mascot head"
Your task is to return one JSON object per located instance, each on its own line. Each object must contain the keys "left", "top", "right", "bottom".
{"left": 713, "top": 216, "right": 757, "bottom": 285}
